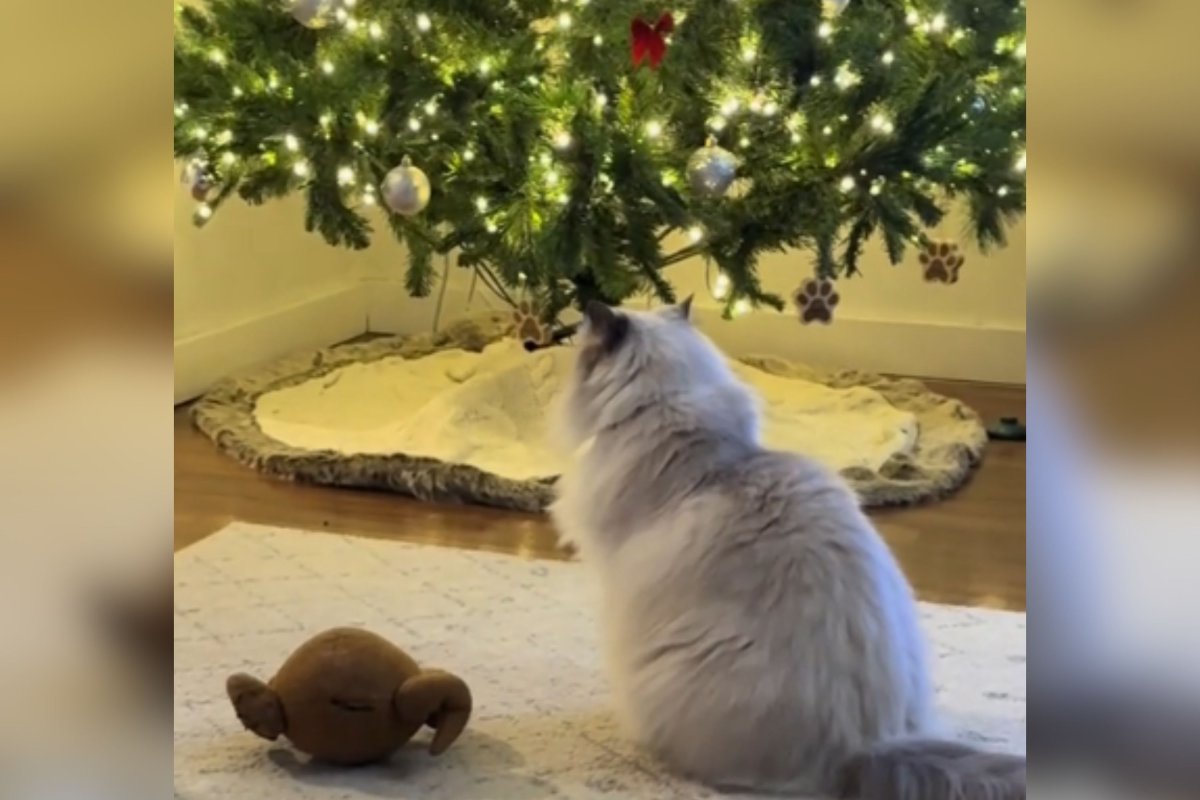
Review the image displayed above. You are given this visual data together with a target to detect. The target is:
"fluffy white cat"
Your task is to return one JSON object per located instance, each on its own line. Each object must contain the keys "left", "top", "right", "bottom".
{"left": 551, "top": 300, "right": 1024, "bottom": 800}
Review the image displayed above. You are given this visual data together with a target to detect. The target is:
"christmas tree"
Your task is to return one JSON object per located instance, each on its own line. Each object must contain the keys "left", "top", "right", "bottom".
{"left": 174, "top": 0, "right": 1026, "bottom": 320}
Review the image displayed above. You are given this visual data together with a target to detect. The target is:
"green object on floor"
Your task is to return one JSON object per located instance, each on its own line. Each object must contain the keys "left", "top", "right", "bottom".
{"left": 988, "top": 417, "right": 1026, "bottom": 442}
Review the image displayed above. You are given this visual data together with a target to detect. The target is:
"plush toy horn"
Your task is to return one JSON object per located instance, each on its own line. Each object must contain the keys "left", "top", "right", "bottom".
{"left": 394, "top": 669, "right": 473, "bottom": 755}
{"left": 227, "top": 673, "right": 286, "bottom": 740}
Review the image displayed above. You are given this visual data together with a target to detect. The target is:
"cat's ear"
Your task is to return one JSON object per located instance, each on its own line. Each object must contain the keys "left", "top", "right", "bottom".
{"left": 677, "top": 295, "right": 694, "bottom": 321}
{"left": 582, "top": 301, "right": 630, "bottom": 357}
{"left": 656, "top": 295, "right": 693, "bottom": 323}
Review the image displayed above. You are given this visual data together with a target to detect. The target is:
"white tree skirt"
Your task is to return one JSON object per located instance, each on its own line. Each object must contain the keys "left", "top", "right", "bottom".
{"left": 174, "top": 523, "right": 1025, "bottom": 800}
{"left": 255, "top": 341, "right": 918, "bottom": 482}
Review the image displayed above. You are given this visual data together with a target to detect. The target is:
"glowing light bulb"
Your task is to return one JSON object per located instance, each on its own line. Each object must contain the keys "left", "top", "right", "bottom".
{"left": 742, "top": 46, "right": 757, "bottom": 62}
{"left": 817, "top": 22, "right": 834, "bottom": 39}
{"left": 950, "top": 28, "right": 966, "bottom": 43}
{"left": 1015, "top": 151, "right": 1026, "bottom": 172}
{"left": 930, "top": 13, "right": 947, "bottom": 32}
{"left": 475, "top": 196, "right": 490, "bottom": 212}
{"left": 362, "top": 189, "right": 377, "bottom": 206}
{"left": 558, "top": 12, "right": 572, "bottom": 28}
{"left": 710, "top": 115, "right": 728, "bottom": 131}
{"left": 593, "top": 34, "right": 603, "bottom": 45}
{"left": 997, "top": 186, "right": 1010, "bottom": 197}
{"left": 906, "top": 10, "right": 920, "bottom": 26}
{"left": 764, "top": 101, "right": 780, "bottom": 117}
{"left": 839, "top": 176, "right": 856, "bottom": 192}
{"left": 174, "top": 103, "right": 188, "bottom": 118}
{"left": 733, "top": 299, "right": 751, "bottom": 317}
{"left": 284, "top": 133, "right": 300, "bottom": 152}
{"left": 546, "top": 169, "right": 560, "bottom": 187}
{"left": 463, "top": 148, "right": 476, "bottom": 162}
{"left": 216, "top": 129, "right": 234, "bottom": 145}
{"left": 337, "top": 166, "right": 356, "bottom": 186}
{"left": 221, "top": 152, "right": 238, "bottom": 167}
{"left": 293, "top": 160, "right": 310, "bottom": 177}
{"left": 209, "top": 48, "right": 227, "bottom": 66}
{"left": 321, "top": 60, "right": 335, "bottom": 75}
{"left": 721, "top": 98, "right": 740, "bottom": 116}
{"left": 192, "top": 126, "right": 208, "bottom": 141}
{"left": 479, "top": 58, "right": 492, "bottom": 75}
{"left": 645, "top": 120, "right": 663, "bottom": 139}
{"left": 810, "top": 75, "right": 823, "bottom": 87}
{"left": 335, "top": 7, "right": 348, "bottom": 22}
{"left": 870, "top": 113, "right": 890, "bottom": 131}
{"left": 688, "top": 226, "right": 704, "bottom": 243}
{"left": 870, "top": 181, "right": 883, "bottom": 196}
{"left": 595, "top": 92, "right": 608, "bottom": 108}
{"left": 485, "top": 220, "right": 498, "bottom": 233}
{"left": 1015, "top": 41, "right": 1026, "bottom": 60}
{"left": 345, "top": 17, "right": 360, "bottom": 32}
{"left": 835, "top": 63, "right": 860, "bottom": 90}
{"left": 822, "top": 125, "right": 833, "bottom": 135}
{"left": 196, "top": 203, "right": 214, "bottom": 220}
{"left": 232, "top": 86, "right": 244, "bottom": 98}
{"left": 369, "top": 21, "right": 384, "bottom": 39}
{"left": 791, "top": 132, "right": 802, "bottom": 143}
{"left": 713, "top": 273, "right": 730, "bottom": 300}
{"left": 739, "top": 136, "right": 750, "bottom": 148}
{"left": 881, "top": 50, "right": 895, "bottom": 66}
{"left": 553, "top": 131, "right": 572, "bottom": 150}
{"left": 416, "top": 13, "right": 432, "bottom": 32}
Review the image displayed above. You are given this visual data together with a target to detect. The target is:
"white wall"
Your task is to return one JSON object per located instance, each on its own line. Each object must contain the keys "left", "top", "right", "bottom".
{"left": 368, "top": 204, "right": 1027, "bottom": 384}
{"left": 173, "top": 179, "right": 408, "bottom": 401}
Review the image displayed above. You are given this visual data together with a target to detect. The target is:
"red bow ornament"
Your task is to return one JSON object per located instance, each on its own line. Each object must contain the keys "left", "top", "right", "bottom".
{"left": 630, "top": 13, "right": 675, "bottom": 70}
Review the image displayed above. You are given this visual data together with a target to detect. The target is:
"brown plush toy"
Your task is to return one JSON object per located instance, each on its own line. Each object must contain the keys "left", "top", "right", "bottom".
{"left": 226, "top": 627, "right": 472, "bottom": 765}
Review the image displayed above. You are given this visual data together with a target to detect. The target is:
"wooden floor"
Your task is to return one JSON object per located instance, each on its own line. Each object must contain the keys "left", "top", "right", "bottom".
{"left": 175, "top": 378, "right": 1025, "bottom": 612}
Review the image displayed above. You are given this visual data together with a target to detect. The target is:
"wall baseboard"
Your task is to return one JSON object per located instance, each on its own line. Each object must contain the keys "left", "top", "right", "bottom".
{"left": 174, "top": 285, "right": 367, "bottom": 403}
{"left": 367, "top": 281, "right": 1026, "bottom": 384}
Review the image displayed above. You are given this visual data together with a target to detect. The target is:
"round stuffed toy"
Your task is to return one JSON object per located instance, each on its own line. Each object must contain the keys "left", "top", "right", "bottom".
{"left": 226, "top": 627, "right": 472, "bottom": 765}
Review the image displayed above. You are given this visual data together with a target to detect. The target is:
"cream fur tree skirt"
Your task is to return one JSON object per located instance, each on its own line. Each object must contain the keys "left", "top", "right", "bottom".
{"left": 192, "top": 313, "right": 986, "bottom": 512}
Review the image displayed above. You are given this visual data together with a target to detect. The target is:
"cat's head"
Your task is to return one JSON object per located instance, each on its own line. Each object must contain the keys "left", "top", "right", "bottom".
{"left": 555, "top": 298, "right": 751, "bottom": 447}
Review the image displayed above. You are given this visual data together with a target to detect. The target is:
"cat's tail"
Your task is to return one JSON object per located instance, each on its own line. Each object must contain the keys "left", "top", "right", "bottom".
{"left": 839, "top": 738, "right": 1026, "bottom": 800}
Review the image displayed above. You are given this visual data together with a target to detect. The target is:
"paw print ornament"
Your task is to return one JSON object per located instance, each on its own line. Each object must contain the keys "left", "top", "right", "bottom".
{"left": 919, "top": 240, "right": 966, "bottom": 284}
{"left": 510, "top": 300, "right": 554, "bottom": 349}
{"left": 792, "top": 278, "right": 840, "bottom": 325}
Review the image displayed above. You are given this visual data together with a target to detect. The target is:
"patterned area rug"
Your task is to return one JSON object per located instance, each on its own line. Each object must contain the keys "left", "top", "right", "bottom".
{"left": 174, "top": 523, "right": 1026, "bottom": 799}
{"left": 193, "top": 314, "right": 987, "bottom": 512}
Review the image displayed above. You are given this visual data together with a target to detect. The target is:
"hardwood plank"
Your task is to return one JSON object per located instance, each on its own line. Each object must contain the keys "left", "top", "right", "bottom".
{"left": 175, "top": 378, "right": 1025, "bottom": 611}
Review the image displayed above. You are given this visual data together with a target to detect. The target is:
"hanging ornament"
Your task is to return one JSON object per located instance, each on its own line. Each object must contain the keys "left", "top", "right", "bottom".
{"left": 822, "top": 0, "right": 851, "bottom": 18}
{"left": 181, "top": 159, "right": 214, "bottom": 201}
{"left": 630, "top": 13, "right": 675, "bottom": 70}
{"left": 288, "top": 0, "right": 340, "bottom": 29}
{"left": 381, "top": 156, "right": 431, "bottom": 216}
{"left": 687, "top": 137, "right": 738, "bottom": 197}
{"left": 919, "top": 240, "right": 966, "bottom": 284}
{"left": 792, "top": 278, "right": 840, "bottom": 324}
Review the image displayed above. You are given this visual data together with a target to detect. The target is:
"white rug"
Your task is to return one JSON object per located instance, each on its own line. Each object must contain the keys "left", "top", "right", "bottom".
{"left": 175, "top": 523, "right": 1026, "bottom": 799}
{"left": 254, "top": 340, "right": 918, "bottom": 482}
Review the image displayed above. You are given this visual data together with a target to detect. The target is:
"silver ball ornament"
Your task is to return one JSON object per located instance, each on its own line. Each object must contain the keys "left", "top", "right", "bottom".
{"left": 381, "top": 156, "right": 432, "bottom": 216}
{"left": 288, "top": 0, "right": 339, "bottom": 29}
{"left": 687, "top": 138, "right": 738, "bottom": 198}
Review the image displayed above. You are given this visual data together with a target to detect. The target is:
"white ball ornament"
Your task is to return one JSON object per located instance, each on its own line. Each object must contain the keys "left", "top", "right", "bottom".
{"left": 288, "top": 0, "right": 340, "bottom": 29}
{"left": 687, "top": 137, "right": 738, "bottom": 198}
{"left": 381, "top": 156, "right": 432, "bottom": 216}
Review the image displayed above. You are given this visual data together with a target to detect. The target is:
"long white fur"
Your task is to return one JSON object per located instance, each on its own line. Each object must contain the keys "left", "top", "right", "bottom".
{"left": 551, "top": 304, "right": 1024, "bottom": 799}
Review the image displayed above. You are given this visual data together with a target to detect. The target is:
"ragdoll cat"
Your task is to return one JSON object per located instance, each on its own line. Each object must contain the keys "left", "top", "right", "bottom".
{"left": 550, "top": 300, "right": 1025, "bottom": 800}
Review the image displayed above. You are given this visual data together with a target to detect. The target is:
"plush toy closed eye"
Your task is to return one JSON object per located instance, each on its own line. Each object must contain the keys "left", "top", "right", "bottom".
{"left": 226, "top": 627, "right": 472, "bottom": 765}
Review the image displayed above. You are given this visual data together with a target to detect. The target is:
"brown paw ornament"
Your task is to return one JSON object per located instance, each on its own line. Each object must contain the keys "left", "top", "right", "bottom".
{"left": 792, "top": 278, "right": 840, "bottom": 324}
{"left": 920, "top": 241, "right": 966, "bottom": 284}
{"left": 511, "top": 300, "right": 553, "bottom": 348}
{"left": 227, "top": 628, "right": 472, "bottom": 765}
